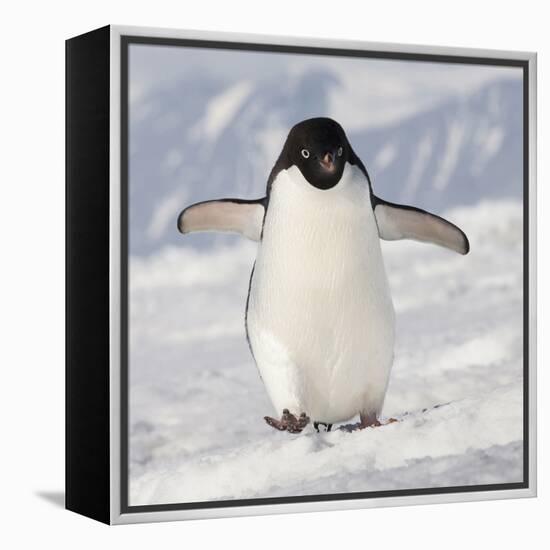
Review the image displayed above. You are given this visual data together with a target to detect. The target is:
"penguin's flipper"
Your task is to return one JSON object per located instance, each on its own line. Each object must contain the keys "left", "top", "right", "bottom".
{"left": 373, "top": 199, "right": 470, "bottom": 255}
{"left": 177, "top": 198, "right": 266, "bottom": 241}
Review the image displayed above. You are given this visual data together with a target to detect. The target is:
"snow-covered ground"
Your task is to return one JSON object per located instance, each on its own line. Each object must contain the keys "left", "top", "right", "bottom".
{"left": 128, "top": 199, "right": 524, "bottom": 505}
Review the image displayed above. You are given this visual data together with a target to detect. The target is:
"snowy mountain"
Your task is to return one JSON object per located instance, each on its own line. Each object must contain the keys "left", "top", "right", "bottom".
{"left": 353, "top": 80, "right": 523, "bottom": 210}
{"left": 129, "top": 72, "right": 522, "bottom": 256}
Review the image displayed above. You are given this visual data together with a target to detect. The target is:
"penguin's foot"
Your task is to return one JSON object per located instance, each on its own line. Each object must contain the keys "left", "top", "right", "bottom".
{"left": 313, "top": 421, "right": 333, "bottom": 432}
{"left": 339, "top": 415, "right": 399, "bottom": 432}
{"left": 264, "top": 409, "right": 310, "bottom": 433}
{"left": 360, "top": 412, "right": 399, "bottom": 428}
{"left": 360, "top": 412, "right": 381, "bottom": 429}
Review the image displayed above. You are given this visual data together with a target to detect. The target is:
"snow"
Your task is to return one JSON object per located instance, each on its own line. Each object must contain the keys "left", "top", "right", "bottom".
{"left": 128, "top": 199, "right": 524, "bottom": 505}
{"left": 403, "top": 132, "right": 434, "bottom": 201}
{"left": 373, "top": 142, "right": 398, "bottom": 172}
{"left": 190, "top": 81, "right": 253, "bottom": 142}
{"left": 472, "top": 124, "right": 505, "bottom": 175}
{"left": 146, "top": 190, "right": 188, "bottom": 242}
{"left": 433, "top": 119, "right": 467, "bottom": 191}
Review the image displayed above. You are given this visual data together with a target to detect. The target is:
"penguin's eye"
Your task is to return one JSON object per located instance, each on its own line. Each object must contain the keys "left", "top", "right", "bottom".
{"left": 337, "top": 146, "right": 343, "bottom": 157}
{"left": 301, "top": 149, "right": 310, "bottom": 159}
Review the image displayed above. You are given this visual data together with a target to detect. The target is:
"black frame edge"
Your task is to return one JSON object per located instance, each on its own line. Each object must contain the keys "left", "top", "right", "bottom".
{"left": 66, "top": 24, "right": 111, "bottom": 525}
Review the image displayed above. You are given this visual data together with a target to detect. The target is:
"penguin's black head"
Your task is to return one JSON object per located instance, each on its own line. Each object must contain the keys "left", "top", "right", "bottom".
{"left": 285, "top": 117, "right": 350, "bottom": 190}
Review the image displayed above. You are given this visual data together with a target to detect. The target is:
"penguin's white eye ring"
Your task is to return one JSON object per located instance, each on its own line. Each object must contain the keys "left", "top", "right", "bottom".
{"left": 337, "top": 146, "right": 343, "bottom": 157}
{"left": 301, "top": 149, "right": 310, "bottom": 159}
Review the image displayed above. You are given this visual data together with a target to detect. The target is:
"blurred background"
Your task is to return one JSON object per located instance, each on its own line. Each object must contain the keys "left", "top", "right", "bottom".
{"left": 128, "top": 44, "right": 522, "bottom": 255}
{"left": 127, "top": 43, "right": 524, "bottom": 506}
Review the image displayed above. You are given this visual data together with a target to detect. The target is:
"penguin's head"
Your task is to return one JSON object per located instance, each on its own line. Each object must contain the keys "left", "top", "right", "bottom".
{"left": 284, "top": 117, "right": 350, "bottom": 190}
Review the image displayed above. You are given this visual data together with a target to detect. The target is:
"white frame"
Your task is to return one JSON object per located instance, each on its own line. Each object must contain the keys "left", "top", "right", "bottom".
{"left": 108, "top": 24, "right": 537, "bottom": 525}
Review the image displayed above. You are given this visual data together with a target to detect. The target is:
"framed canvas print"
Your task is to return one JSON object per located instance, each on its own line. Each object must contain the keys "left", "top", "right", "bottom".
{"left": 66, "top": 25, "right": 537, "bottom": 525}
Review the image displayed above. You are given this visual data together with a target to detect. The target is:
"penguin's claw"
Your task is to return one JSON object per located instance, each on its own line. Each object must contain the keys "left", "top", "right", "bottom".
{"left": 313, "top": 421, "right": 333, "bottom": 432}
{"left": 264, "top": 409, "right": 310, "bottom": 433}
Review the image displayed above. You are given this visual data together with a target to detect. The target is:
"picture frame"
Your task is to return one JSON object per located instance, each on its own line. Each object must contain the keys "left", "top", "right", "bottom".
{"left": 66, "top": 24, "right": 537, "bottom": 525}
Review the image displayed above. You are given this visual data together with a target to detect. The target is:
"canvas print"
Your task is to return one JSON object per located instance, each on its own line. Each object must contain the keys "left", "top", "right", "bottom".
{"left": 126, "top": 41, "right": 525, "bottom": 507}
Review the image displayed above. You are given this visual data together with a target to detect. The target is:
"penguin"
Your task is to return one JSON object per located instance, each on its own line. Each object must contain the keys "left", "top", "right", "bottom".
{"left": 177, "top": 117, "right": 469, "bottom": 434}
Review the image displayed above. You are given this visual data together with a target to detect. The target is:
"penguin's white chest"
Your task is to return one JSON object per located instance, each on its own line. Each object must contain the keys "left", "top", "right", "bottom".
{"left": 247, "top": 164, "right": 395, "bottom": 423}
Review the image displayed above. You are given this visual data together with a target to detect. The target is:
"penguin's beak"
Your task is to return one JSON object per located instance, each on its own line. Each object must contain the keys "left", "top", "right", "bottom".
{"left": 319, "top": 151, "right": 336, "bottom": 172}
